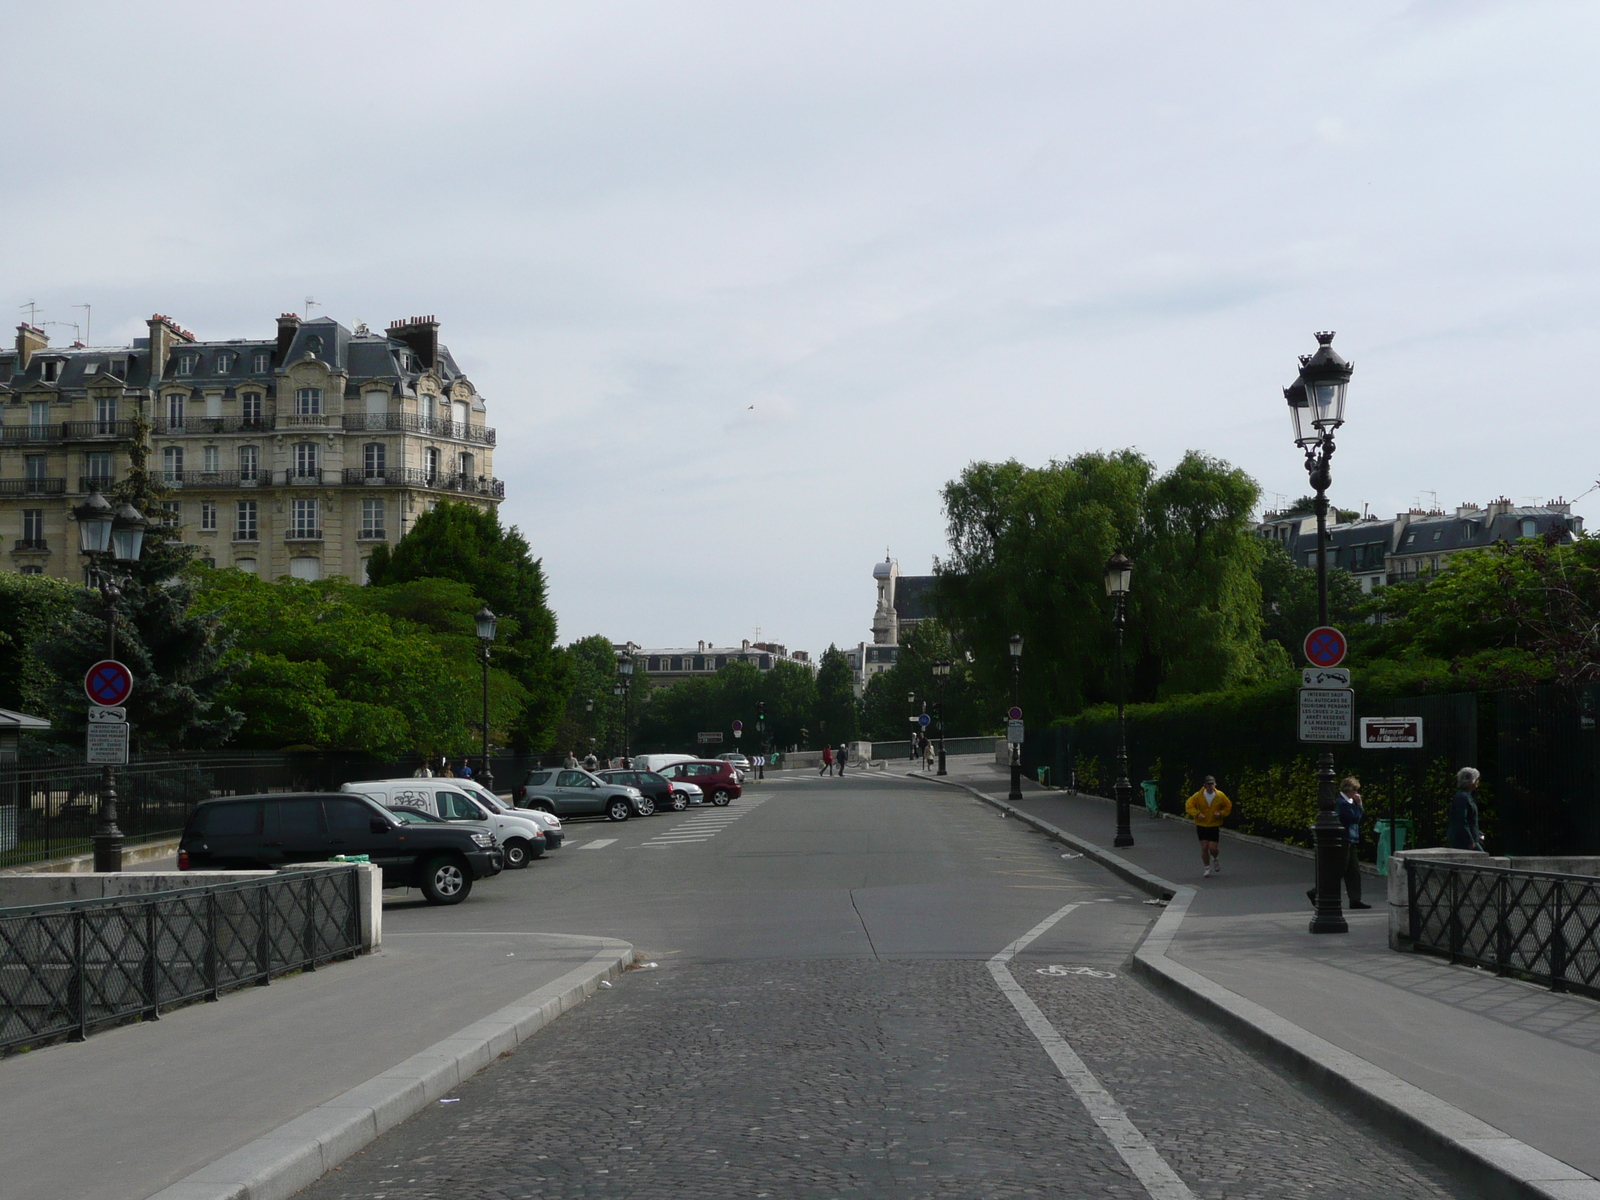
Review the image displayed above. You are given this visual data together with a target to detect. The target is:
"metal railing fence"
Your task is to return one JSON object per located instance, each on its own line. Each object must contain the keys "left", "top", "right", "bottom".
{"left": 1407, "top": 858, "right": 1600, "bottom": 999}
{"left": 0, "top": 868, "right": 362, "bottom": 1051}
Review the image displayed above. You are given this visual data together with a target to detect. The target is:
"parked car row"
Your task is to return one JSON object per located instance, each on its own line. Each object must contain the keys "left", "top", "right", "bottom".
{"left": 176, "top": 759, "right": 745, "bottom": 908}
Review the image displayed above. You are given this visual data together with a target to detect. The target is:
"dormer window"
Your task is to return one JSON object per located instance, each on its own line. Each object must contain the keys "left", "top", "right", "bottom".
{"left": 176, "top": 354, "right": 196, "bottom": 376}
{"left": 216, "top": 352, "right": 234, "bottom": 373}
{"left": 1521, "top": 518, "right": 1538, "bottom": 537}
{"left": 1404, "top": 533, "right": 1416, "bottom": 546}
{"left": 253, "top": 352, "right": 269, "bottom": 373}
{"left": 42, "top": 360, "right": 60, "bottom": 382}
{"left": 1432, "top": 530, "right": 1442, "bottom": 542}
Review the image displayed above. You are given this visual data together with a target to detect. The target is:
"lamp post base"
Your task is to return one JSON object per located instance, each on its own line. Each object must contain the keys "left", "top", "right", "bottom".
{"left": 1008, "top": 751, "right": 1023, "bottom": 801}
{"left": 1113, "top": 778, "right": 1134, "bottom": 847}
{"left": 1310, "top": 752, "right": 1349, "bottom": 934}
{"left": 92, "top": 831, "right": 124, "bottom": 873}
{"left": 936, "top": 748, "right": 947, "bottom": 776}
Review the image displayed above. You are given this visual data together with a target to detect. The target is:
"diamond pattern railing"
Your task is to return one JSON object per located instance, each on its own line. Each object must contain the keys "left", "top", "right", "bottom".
{"left": 1408, "top": 859, "right": 1600, "bottom": 999}
{"left": 0, "top": 868, "right": 361, "bottom": 1051}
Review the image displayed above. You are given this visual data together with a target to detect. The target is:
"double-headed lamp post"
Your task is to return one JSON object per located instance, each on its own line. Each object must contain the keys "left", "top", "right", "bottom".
{"left": 1007, "top": 633, "right": 1023, "bottom": 801}
{"left": 932, "top": 660, "right": 951, "bottom": 776}
{"left": 475, "top": 605, "right": 497, "bottom": 792}
{"left": 615, "top": 650, "right": 634, "bottom": 766}
{"left": 907, "top": 692, "right": 918, "bottom": 759}
{"left": 1287, "top": 331, "right": 1355, "bottom": 936}
{"left": 73, "top": 486, "right": 148, "bottom": 873}
{"left": 1104, "top": 551, "right": 1135, "bottom": 848}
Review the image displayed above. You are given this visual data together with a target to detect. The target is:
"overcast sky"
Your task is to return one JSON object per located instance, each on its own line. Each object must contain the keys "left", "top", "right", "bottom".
{"left": 8, "top": 2, "right": 1598, "bottom": 656}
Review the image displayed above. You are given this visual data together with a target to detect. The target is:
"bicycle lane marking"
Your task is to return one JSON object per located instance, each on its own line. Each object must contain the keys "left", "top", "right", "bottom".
{"left": 988, "top": 901, "right": 1195, "bottom": 1200}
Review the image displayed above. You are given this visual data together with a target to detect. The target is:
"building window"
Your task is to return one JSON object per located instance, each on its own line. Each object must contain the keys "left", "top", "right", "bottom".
{"left": 291, "top": 498, "right": 319, "bottom": 538}
{"left": 200, "top": 502, "right": 217, "bottom": 532}
{"left": 22, "top": 509, "right": 43, "bottom": 545}
{"left": 202, "top": 445, "right": 220, "bottom": 474}
{"left": 216, "top": 353, "right": 234, "bottom": 373}
{"left": 458, "top": 452, "right": 474, "bottom": 480}
{"left": 160, "top": 500, "right": 182, "bottom": 528}
{"left": 647, "top": 656, "right": 660, "bottom": 671}
{"left": 29, "top": 400, "right": 50, "bottom": 431}
{"left": 292, "top": 442, "right": 319, "bottom": 478}
{"left": 1521, "top": 518, "right": 1538, "bottom": 537}
{"left": 235, "top": 500, "right": 258, "bottom": 540}
{"left": 238, "top": 445, "right": 259, "bottom": 481}
{"left": 234, "top": 557, "right": 256, "bottom": 573}
{"left": 363, "top": 443, "right": 386, "bottom": 477}
{"left": 361, "top": 498, "right": 385, "bottom": 539}
{"left": 42, "top": 360, "right": 60, "bottom": 382}
{"left": 84, "top": 451, "right": 112, "bottom": 484}
{"left": 163, "top": 446, "right": 184, "bottom": 483}
{"left": 253, "top": 352, "right": 269, "bottom": 373}
{"left": 693, "top": 656, "right": 706, "bottom": 671}
{"left": 18, "top": 565, "right": 42, "bottom": 576}
{"left": 670, "top": 656, "right": 682, "bottom": 671}
{"left": 240, "top": 393, "right": 263, "bottom": 427}
{"left": 24, "top": 454, "right": 47, "bottom": 481}
{"left": 365, "top": 392, "right": 389, "bottom": 423}
{"left": 176, "top": 354, "right": 195, "bottom": 376}
{"left": 94, "top": 396, "right": 117, "bottom": 432}
{"left": 424, "top": 447, "right": 440, "bottom": 483}
{"left": 452, "top": 400, "right": 469, "bottom": 431}
{"left": 289, "top": 556, "right": 321, "bottom": 581}
{"left": 294, "top": 387, "right": 322, "bottom": 416}
{"left": 167, "top": 393, "right": 185, "bottom": 428}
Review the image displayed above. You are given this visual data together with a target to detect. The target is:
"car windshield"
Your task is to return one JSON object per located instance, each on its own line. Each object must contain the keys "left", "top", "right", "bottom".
{"left": 474, "top": 792, "right": 508, "bottom": 813}
{"left": 391, "top": 808, "right": 442, "bottom": 825}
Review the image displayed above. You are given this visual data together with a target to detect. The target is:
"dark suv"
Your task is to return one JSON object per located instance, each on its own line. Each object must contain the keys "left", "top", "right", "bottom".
{"left": 661, "top": 760, "right": 743, "bottom": 805}
{"left": 178, "top": 792, "right": 503, "bottom": 905}
{"left": 596, "top": 769, "right": 684, "bottom": 812}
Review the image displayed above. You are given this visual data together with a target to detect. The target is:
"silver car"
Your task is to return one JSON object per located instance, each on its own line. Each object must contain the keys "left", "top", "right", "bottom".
{"left": 516, "top": 767, "right": 650, "bottom": 820}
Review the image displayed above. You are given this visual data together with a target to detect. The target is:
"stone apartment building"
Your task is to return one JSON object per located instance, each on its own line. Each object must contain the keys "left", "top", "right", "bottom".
{"left": 0, "top": 312, "right": 500, "bottom": 583}
{"left": 1257, "top": 498, "right": 1583, "bottom": 592}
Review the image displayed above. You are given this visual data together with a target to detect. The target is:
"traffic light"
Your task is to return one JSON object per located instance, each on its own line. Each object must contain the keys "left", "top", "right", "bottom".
{"left": 756, "top": 700, "right": 766, "bottom": 731}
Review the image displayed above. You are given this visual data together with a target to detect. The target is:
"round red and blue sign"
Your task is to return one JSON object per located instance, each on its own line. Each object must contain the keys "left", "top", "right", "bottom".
{"left": 84, "top": 660, "right": 134, "bottom": 707}
{"left": 1303, "top": 627, "right": 1348, "bottom": 669}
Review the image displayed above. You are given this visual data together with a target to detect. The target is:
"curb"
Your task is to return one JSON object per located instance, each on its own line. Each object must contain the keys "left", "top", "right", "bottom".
{"left": 1, "top": 837, "right": 179, "bottom": 876}
{"left": 921, "top": 772, "right": 1600, "bottom": 1200}
{"left": 145, "top": 937, "right": 635, "bottom": 1200}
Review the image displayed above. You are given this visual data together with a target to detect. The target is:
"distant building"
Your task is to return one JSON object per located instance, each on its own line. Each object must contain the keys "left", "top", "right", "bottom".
{"left": 1258, "top": 498, "right": 1583, "bottom": 592}
{"left": 1, "top": 312, "right": 500, "bottom": 585}
{"left": 845, "top": 555, "right": 938, "bottom": 695}
{"left": 629, "top": 640, "right": 812, "bottom": 689}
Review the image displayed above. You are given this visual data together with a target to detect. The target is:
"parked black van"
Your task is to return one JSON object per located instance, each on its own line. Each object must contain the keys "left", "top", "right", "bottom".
{"left": 178, "top": 792, "right": 503, "bottom": 905}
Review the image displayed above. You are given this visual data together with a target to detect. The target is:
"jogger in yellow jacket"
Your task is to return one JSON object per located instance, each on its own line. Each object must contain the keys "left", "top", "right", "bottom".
{"left": 1185, "top": 775, "right": 1231, "bottom": 878}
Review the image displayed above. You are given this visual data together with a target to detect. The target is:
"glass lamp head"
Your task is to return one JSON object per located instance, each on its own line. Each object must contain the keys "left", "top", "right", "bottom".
{"left": 111, "top": 503, "right": 147, "bottom": 562}
{"left": 475, "top": 605, "right": 498, "bottom": 642}
{"left": 74, "top": 488, "right": 115, "bottom": 555}
{"left": 1103, "top": 551, "right": 1134, "bottom": 598}
{"left": 1008, "top": 633, "right": 1023, "bottom": 658}
{"left": 1294, "top": 331, "right": 1352, "bottom": 437}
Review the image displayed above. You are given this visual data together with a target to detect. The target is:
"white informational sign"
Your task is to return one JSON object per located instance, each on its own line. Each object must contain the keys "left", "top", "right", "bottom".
{"left": 697, "top": 731, "right": 724, "bottom": 744}
{"left": 1360, "top": 717, "right": 1424, "bottom": 749}
{"left": 1007, "top": 719, "right": 1025, "bottom": 745}
{"left": 86, "top": 718, "right": 129, "bottom": 765}
{"left": 1298, "top": 688, "right": 1354, "bottom": 743}
{"left": 1301, "top": 668, "right": 1351, "bottom": 690}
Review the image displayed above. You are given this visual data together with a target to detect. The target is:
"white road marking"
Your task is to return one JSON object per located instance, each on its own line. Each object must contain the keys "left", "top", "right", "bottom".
{"left": 638, "top": 797, "right": 767, "bottom": 847}
{"left": 577, "top": 838, "right": 617, "bottom": 850}
{"left": 989, "top": 902, "right": 1194, "bottom": 1200}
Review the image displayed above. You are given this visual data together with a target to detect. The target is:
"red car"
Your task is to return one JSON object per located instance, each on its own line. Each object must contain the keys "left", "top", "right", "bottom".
{"left": 660, "top": 759, "right": 743, "bottom": 805}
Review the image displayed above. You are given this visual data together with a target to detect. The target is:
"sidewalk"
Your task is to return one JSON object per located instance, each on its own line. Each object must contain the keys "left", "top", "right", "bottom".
{"left": 0, "top": 899, "right": 629, "bottom": 1200}
{"left": 912, "top": 755, "right": 1600, "bottom": 1191}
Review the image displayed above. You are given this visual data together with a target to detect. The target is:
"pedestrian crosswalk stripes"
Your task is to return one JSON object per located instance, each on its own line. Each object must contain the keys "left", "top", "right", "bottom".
{"left": 638, "top": 795, "right": 767, "bottom": 848}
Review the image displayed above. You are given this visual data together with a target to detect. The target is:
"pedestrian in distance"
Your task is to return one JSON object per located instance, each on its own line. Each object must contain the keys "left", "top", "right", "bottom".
{"left": 583, "top": 751, "right": 598, "bottom": 771}
{"left": 563, "top": 750, "right": 579, "bottom": 770}
{"left": 820, "top": 745, "right": 834, "bottom": 776}
{"left": 922, "top": 739, "right": 935, "bottom": 772}
{"left": 1446, "top": 768, "right": 1485, "bottom": 851}
{"left": 1185, "top": 775, "right": 1231, "bottom": 877}
{"left": 412, "top": 761, "right": 431, "bottom": 778}
{"left": 1308, "top": 776, "right": 1370, "bottom": 909}
{"left": 442, "top": 762, "right": 456, "bottom": 778}
{"left": 837, "top": 743, "right": 849, "bottom": 776}
{"left": 460, "top": 761, "right": 473, "bottom": 779}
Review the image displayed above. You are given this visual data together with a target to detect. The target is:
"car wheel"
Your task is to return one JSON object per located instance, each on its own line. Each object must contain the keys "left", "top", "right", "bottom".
{"left": 532, "top": 802, "right": 555, "bottom": 815}
{"left": 420, "top": 855, "right": 472, "bottom": 905}
{"left": 712, "top": 789, "right": 732, "bottom": 806}
{"left": 667, "top": 793, "right": 688, "bottom": 812}
{"left": 606, "top": 798, "right": 632, "bottom": 822}
{"left": 503, "top": 838, "right": 531, "bottom": 869}
{"left": 635, "top": 796, "right": 657, "bottom": 817}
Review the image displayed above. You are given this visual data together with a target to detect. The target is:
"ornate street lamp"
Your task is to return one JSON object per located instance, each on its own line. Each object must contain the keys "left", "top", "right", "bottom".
{"left": 1288, "top": 331, "right": 1355, "bottom": 935}
{"left": 475, "top": 605, "right": 497, "bottom": 791}
{"left": 1104, "top": 551, "right": 1135, "bottom": 847}
{"left": 907, "top": 691, "right": 918, "bottom": 760}
{"left": 932, "top": 660, "right": 951, "bottom": 776}
{"left": 615, "top": 649, "right": 634, "bottom": 766}
{"left": 71, "top": 485, "right": 148, "bottom": 872}
{"left": 1007, "top": 634, "right": 1023, "bottom": 800}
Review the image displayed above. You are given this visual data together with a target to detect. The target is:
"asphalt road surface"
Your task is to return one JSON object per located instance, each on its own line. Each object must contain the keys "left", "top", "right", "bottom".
{"left": 303, "top": 770, "right": 1469, "bottom": 1199}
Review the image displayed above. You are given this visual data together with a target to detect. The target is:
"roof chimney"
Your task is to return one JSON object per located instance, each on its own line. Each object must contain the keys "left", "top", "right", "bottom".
{"left": 386, "top": 315, "right": 439, "bottom": 370}
{"left": 14, "top": 324, "right": 47, "bottom": 371}
{"left": 276, "top": 313, "right": 301, "bottom": 360}
{"left": 146, "top": 314, "right": 193, "bottom": 380}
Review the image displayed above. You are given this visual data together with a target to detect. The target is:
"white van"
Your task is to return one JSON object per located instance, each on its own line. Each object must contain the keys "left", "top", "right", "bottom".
{"left": 632, "top": 753, "right": 697, "bottom": 775}
{"left": 452, "top": 778, "right": 564, "bottom": 849}
{"left": 341, "top": 779, "right": 547, "bottom": 869}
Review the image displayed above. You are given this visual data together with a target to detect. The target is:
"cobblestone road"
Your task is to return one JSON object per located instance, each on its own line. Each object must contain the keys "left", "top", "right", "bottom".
{"left": 304, "top": 954, "right": 1468, "bottom": 1199}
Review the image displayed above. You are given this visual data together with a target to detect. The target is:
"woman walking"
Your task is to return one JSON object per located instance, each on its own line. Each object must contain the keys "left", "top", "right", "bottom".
{"left": 1446, "top": 768, "right": 1485, "bottom": 851}
{"left": 820, "top": 745, "right": 834, "bottom": 776}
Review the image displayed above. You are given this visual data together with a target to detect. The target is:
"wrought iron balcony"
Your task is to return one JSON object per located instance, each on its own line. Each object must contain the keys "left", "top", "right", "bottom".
{"left": 339, "top": 467, "right": 504, "bottom": 497}
{"left": 342, "top": 412, "right": 496, "bottom": 445}
{"left": 62, "top": 420, "right": 139, "bottom": 440}
{"left": 78, "top": 476, "right": 118, "bottom": 494}
{"left": 0, "top": 478, "right": 66, "bottom": 495}
{"left": 0, "top": 425, "right": 64, "bottom": 444}
{"left": 285, "top": 529, "right": 324, "bottom": 542}
{"left": 153, "top": 416, "right": 276, "bottom": 435}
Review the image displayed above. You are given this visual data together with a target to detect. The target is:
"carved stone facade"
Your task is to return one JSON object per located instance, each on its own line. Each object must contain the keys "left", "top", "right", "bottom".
{"left": 0, "top": 313, "right": 500, "bottom": 583}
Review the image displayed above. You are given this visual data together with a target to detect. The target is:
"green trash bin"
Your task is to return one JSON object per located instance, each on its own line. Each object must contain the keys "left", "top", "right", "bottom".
{"left": 1375, "top": 818, "right": 1412, "bottom": 876}
{"left": 1139, "top": 780, "right": 1160, "bottom": 815}
{"left": 1036, "top": 767, "right": 1051, "bottom": 786}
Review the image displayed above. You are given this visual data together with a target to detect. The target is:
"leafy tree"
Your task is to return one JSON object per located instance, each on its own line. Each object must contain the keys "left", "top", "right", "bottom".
{"left": 632, "top": 660, "right": 819, "bottom": 754}
{"left": 552, "top": 635, "right": 626, "bottom": 759}
{"left": 1256, "top": 539, "right": 1367, "bottom": 667}
{"left": 367, "top": 502, "right": 570, "bottom": 749}
{"left": 859, "top": 621, "right": 998, "bottom": 740}
{"left": 814, "top": 646, "right": 860, "bottom": 745}
{"left": 935, "top": 449, "right": 1277, "bottom": 723}
{"left": 0, "top": 572, "right": 77, "bottom": 715}
{"left": 1279, "top": 494, "right": 1360, "bottom": 524}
